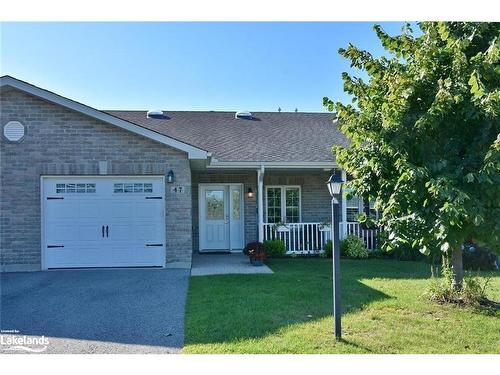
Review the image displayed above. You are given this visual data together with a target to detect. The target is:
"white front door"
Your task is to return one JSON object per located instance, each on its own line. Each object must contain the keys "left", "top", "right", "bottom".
{"left": 42, "top": 176, "right": 165, "bottom": 269}
{"left": 199, "top": 184, "right": 244, "bottom": 252}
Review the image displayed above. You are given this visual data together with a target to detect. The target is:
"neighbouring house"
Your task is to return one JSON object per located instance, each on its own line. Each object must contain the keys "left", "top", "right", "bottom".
{"left": 0, "top": 76, "right": 379, "bottom": 272}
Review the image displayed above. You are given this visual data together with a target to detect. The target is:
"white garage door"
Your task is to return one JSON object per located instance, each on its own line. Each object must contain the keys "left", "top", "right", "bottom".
{"left": 42, "top": 176, "right": 165, "bottom": 269}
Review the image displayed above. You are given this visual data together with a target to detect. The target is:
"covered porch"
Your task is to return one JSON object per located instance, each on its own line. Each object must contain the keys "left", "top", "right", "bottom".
{"left": 256, "top": 165, "right": 380, "bottom": 253}
{"left": 191, "top": 163, "right": 380, "bottom": 256}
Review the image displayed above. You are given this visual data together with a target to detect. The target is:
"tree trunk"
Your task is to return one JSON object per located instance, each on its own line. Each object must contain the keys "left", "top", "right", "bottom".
{"left": 451, "top": 246, "right": 464, "bottom": 290}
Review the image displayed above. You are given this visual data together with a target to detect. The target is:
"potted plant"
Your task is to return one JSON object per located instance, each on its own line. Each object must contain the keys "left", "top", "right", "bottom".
{"left": 273, "top": 221, "right": 290, "bottom": 233}
{"left": 243, "top": 242, "right": 267, "bottom": 266}
{"left": 318, "top": 220, "right": 331, "bottom": 232}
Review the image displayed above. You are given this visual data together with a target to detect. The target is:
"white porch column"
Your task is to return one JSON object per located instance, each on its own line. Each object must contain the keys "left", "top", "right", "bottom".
{"left": 340, "top": 169, "right": 348, "bottom": 239}
{"left": 257, "top": 165, "right": 265, "bottom": 242}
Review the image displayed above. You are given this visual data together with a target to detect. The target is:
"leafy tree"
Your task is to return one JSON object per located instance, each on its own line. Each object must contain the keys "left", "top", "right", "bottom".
{"left": 324, "top": 22, "right": 499, "bottom": 289}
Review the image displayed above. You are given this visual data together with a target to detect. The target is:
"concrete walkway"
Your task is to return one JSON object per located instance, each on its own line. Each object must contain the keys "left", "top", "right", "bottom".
{"left": 191, "top": 253, "right": 273, "bottom": 276}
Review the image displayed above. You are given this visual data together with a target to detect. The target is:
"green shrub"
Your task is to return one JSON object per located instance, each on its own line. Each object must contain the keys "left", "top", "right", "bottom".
{"left": 321, "top": 240, "right": 332, "bottom": 258}
{"left": 390, "top": 245, "right": 427, "bottom": 261}
{"left": 378, "top": 233, "right": 441, "bottom": 264}
{"left": 369, "top": 248, "right": 388, "bottom": 259}
{"left": 263, "top": 240, "right": 286, "bottom": 258}
{"left": 322, "top": 237, "right": 369, "bottom": 259}
{"left": 426, "top": 256, "right": 491, "bottom": 307}
{"left": 339, "top": 238, "right": 348, "bottom": 257}
{"left": 340, "top": 235, "right": 369, "bottom": 259}
{"left": 462, "top": 242, "right": 498, "bottom": 271}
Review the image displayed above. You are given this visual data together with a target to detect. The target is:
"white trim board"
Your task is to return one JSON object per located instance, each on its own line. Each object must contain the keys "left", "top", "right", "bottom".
{"left": 207, "top": 160, "right": 338, "bottom": 169}
{"left": 0, "top": 76, "right": 208, "bottom": 160}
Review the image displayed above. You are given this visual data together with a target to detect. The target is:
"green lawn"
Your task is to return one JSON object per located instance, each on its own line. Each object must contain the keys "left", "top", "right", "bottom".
{"left": 183, "top": 258, "right": 500, "bottom": 354}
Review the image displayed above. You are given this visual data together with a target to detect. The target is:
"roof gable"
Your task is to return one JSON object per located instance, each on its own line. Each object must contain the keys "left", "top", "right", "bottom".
{"left": 1, "top": 75, "right": 346, "bottom": 166}
{"left": 0, "top": 76, "right": 208, "bottom": 159}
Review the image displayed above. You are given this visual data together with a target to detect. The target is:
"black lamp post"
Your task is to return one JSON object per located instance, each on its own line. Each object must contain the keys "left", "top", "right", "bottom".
{"left": 326, "top": 173, "right": 344, "bottom": 340}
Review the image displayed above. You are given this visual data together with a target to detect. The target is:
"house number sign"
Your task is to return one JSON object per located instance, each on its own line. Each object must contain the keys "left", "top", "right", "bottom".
{"left": 171, "top": 186, "right": 188, "bottom": 194}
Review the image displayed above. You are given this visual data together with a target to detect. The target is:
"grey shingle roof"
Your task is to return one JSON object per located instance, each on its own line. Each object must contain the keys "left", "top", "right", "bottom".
{"left": 105, "top": 110, "right": 348, "bottom": 162}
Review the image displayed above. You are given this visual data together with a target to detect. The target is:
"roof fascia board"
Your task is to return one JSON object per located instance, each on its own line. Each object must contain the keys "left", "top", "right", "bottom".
{"left": 0, "top": 76, "right": 208, "bottom": 159}
{"left": 206, "top": 160, "right": 338, "bottom": 169}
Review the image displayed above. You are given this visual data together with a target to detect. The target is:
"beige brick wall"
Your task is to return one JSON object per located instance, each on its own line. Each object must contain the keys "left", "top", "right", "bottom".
{"left": 0, "top": 87, "right": 193, "bottom": 271}
{"left": 264, "top": 171, "right": 339, "bottom": 223}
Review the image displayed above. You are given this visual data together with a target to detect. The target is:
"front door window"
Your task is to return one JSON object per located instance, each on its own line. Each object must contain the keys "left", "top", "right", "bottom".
{"left": 205, "top": 190, "right": 224, "bottom": 220}
{"left": 231, "top": 189, "right": 241, "bottom": 220}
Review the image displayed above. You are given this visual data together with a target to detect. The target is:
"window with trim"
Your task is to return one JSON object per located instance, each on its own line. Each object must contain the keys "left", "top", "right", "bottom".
{"left": 345, "top": 192, "right": 379, "bottom": 222}
{"left": 368, "top": 200, "right": 379, "bottom": 219}
{"left": 266, "top": 186, "right": 301, "bottom": 223}
{"left": 344, "top": 175, "right": 379, "bottom": 222}
{"left": 346, "top": 195, "right": 361, "bottom": 222}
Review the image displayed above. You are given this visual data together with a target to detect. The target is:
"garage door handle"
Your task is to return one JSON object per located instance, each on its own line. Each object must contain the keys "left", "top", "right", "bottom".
{"left": 106, "top": 225, "right": 109, "bottom": 238}
{"left": 146, "top": 244, "right": 163, "bottom": 247}
{"left": 47, "top": 245, "right": 64, "bottom": 248}
{"left": 102, "top": 225, "right": 105, "bottom": 238}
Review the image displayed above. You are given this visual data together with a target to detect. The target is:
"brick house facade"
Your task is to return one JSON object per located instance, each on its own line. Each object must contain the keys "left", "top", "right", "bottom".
{"left": 1, "top": 76, "right": 352, "bottom": 272}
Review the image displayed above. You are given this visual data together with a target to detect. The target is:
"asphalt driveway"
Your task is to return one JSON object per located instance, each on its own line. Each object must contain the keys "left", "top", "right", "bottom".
{"left": 0, "top": 268, "right": 189, "bottom": 353}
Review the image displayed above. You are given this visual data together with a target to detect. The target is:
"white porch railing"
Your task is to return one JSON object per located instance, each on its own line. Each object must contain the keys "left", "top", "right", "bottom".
{"left": 262, "top": 222, "right": 380, "bottom": 254}
{"left": 263, "top": 223, "right": 332, "bottom": 254}
{"left": 344, "top": 222, "right": 381, "bottom": 251}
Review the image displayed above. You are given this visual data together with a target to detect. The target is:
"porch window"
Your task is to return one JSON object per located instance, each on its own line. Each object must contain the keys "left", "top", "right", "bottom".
{"left": 346, "top": 195, "right": 361, "bottom": 222}
{"left": 368, "top": 200, "right": 379, "bottom": 219}
{"left": 346, "top": 193, "right": 379, "bottom": 222}
{"left": 265, "top": 186, "right": 301, "bottom": 223}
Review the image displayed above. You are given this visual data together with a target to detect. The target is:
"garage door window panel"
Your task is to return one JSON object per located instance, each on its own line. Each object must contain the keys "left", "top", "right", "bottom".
{"left": 114, "top": 182, "right": 153, "bottom": 194}
{"left": 56, "top": 183, "right": 96, "bottom": 194}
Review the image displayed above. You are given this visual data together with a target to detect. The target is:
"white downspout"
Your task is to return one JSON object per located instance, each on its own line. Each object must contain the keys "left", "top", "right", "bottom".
{"left": 257, "top": 165, "right": 265, "bottom": 242}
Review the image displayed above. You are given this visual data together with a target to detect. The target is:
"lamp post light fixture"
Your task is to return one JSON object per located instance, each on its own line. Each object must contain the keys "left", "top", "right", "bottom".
{"left": 326, "top": 173, "right": 344, "bottom": 340}
{"left": 167, "top": 170, "right": 175, "bottom": 183}
{"left": 247, "top": 187, "right": 254, "bottom": 198}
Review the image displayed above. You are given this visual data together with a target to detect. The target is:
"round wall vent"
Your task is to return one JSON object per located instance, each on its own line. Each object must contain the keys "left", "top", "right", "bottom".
{"left": 3, "top": 121, "right": 25, "bottom": 142}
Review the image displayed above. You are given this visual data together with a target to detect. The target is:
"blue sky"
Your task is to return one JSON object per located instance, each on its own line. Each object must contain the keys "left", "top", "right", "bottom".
{"left": 1, "top": 22, "right": 408, "bottom": 112}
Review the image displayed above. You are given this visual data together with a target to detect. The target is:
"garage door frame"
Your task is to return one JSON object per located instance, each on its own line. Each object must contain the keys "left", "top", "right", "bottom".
{"left": 40, "top": 175, "right": 166, "bottom": 270}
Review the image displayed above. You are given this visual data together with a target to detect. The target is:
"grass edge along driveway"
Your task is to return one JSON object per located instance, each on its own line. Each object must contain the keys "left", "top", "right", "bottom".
{"left": 184, "top": 258, "right": 500, "bottom": 354}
